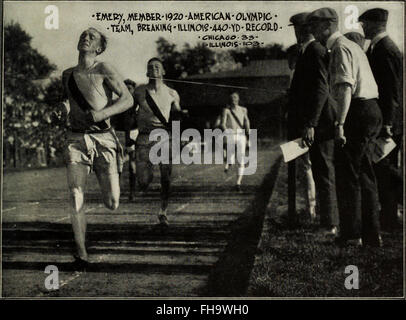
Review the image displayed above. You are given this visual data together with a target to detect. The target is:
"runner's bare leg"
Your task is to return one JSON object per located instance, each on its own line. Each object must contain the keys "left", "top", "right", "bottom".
{"left": 136, "top": 156, "right": 154, "bottom": 192}
{"left": 236, "top": 136, "right": 246, "bottom": 186}
{"left": 67, "top": 163, "right": 90, "bottom": 260}
{"left": 236, "top": 168, "right": 244, "bottom": 185}
{"left": 160, "top": 163, "right": 172, "bottom": 213}
{"left": 129, "top": 152, "right": 137, "bottom": 200}
{"left": 96, "top": 171, "right": 120, "bottom": 211}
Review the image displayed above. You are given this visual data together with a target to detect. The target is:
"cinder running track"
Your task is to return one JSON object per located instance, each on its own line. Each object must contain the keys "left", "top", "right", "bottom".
{"left": 2, "top": 142, "right": 280, "bottom": 297}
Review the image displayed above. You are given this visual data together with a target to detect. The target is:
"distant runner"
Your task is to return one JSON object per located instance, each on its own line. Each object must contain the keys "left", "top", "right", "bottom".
{"left": 220, "top": 92, "right": 250, "bottom": 191}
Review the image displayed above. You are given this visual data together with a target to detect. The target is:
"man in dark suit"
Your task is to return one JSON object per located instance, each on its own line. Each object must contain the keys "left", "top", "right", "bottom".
{"left": 359, "top": 8, "right": 403, "bottom": 231}
{"left": 288, "top": 12, "right": 339, "bottom": 234}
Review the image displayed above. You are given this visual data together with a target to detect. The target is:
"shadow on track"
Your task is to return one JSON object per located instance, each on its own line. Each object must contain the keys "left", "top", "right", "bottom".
{"left": 203, "top": 155, "right": 282, "bottom": 296}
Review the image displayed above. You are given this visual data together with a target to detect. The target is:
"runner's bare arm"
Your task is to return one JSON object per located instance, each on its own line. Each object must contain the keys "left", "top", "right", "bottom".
{"left": 220, "top": 108, "right": 228, "bottom": 131}
{"left": 91, "top": 62, "right": 134, "bottom": 122}
{"left": 170, "top": 89, "right": 188, "bottom": 119}
{"left": 51, "top": 69, "right": 71, "bottom": 125}
{"left": 171, "top": 90, "right": 181, "bottom": 112}
{"left": 214, "top": 115, "right": 222, "bottom": 129}
{"left": 243, "top": 108, "right": 250, "bottom": 134}
{"left": 61, "top": 69, "right": 70, "bottom": 102}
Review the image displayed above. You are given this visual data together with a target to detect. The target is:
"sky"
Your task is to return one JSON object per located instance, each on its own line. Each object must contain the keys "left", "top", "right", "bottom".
{"left": 4, "top": 1, "right": 404, "bottom": 84}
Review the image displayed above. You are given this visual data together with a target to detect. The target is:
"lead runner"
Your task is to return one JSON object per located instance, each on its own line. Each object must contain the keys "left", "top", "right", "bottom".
{"left": 54, "top": 27, "right": 133, "bottom": 265}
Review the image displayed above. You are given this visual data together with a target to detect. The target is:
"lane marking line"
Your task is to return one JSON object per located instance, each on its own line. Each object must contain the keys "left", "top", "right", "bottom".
{"left": 174, "top": 203, "right": 190, "bottom": 213}
{"left": 36, "top": 271, "right": 83, "bottom": 297}
{"left": 3, "top": 202, "right": 39, "bottom": 213}
{"left": 54, "top": 216, "right": 69, "bottom": 223}
{"left": 58, "top": 272, "right": 83, "bottom": 289}
{"left": 225, "top": 175, "right": 234, "bottom": 182}
{"left": 54, "top": 204, "right": 104, "bottom": 223}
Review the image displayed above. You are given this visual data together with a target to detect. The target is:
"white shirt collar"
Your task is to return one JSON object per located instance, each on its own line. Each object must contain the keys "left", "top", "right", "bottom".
{"left": 300, "top": 37, "right": 315, "bottom": 53}
{"left": 326, "top": 31, "right": 342, "bottom": 50}
{"left": 369, "top": 31, "right": 388, "bottom": 52}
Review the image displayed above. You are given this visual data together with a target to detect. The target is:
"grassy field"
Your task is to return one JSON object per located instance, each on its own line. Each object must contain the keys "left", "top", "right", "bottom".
{"left": 248, "top": 161, "right": 404, "bottom": 298}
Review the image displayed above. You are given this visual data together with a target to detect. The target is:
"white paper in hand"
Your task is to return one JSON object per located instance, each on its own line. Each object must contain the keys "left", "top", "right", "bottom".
{"left": 372, "top": 137, "right": 396, "bottom": 163}
{"left": 280, "top": 138, "right": 309, "bottom": 163}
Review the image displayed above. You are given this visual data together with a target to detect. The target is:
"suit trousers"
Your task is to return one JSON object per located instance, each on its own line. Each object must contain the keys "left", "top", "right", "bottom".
{"left": 374, "top": 133, "right": 403, "bottom": 228}
{"left": 334, "top": 99, "right": 382, "bottom": 242}
{"left": 309, "top": 138, "right": 339, "bottom": 227}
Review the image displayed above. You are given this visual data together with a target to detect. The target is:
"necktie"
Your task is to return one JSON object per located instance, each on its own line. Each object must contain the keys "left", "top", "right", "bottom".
{"left": 366, "top": 45, "right": 372, "bottom": 58}
{"left": 326, "top": 49, "right": 332, "bottom": 93}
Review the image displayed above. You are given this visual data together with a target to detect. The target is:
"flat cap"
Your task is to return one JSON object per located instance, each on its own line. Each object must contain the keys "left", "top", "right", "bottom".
{"left": 289, "top": 12, "right": 310, "bottom": 26}
{"left": 306, "top": 7, "right": 338, "bottom": 24}
{"left": 359, "top": 8, "right": 388, "bottom": 22}
{"left": 344, "top": 32, "right": 365, "bottom": 48}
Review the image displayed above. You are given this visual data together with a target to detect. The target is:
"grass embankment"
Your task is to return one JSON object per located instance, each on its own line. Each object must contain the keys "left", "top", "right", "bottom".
{"left": 248, "top": 162, "right": 404, "bottom": 297}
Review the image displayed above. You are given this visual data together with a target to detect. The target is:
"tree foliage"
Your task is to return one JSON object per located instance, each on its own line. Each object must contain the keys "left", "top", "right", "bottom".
{"left": 229, "top": 43, "right": 287, "bottom": 66}
{"left": 155, "top": 37, "right": 239, "bottom": 79}
{"left": 155, "top": 38, "right": 287, "bottom": 79}
{"left": 156, "top": 37, "right": 185, "bottom": 79}
{"left": 4, "top": 22, "right": 63, "bottom": 167}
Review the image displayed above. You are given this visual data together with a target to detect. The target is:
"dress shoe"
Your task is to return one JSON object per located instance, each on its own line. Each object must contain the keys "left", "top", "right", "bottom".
{"left": 346, "top": 238, "right": 363, "bottom": 247}
{"left": 364, "top": 235, "right": 383, "bottom": 247}
{"left": 323, "top": 226, "right": 338, "bottom": 237}
{"left": 335, "top": 237, "right": 362, "bottom": 248}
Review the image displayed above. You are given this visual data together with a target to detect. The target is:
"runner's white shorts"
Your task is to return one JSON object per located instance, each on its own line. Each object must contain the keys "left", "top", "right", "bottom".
{"left": 225, "top": 133, "right": 247, "bottom": 166}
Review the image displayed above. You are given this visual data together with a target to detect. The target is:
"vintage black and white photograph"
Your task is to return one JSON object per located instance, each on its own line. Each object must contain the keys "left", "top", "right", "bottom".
{"left": 1, "top": 0, "right": 404, "bottom": 299}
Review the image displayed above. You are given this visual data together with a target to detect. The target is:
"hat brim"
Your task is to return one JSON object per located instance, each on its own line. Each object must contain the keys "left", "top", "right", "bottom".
{"left": 358, "top": 17, "right": 386, "bottom": 22}
{"left": 289, "top": 22, "right": 308, "bottom": 26}
{"left": 306, "top": 17, "right": 337, "bottom": 24}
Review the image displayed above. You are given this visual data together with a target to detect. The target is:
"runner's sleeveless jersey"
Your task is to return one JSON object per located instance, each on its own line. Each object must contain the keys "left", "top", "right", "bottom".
{"left": 65, "top": 63, "right": 112, "bottom": 131}
{"left": 135, "top": 84, "right": 178, "bottom": 133}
